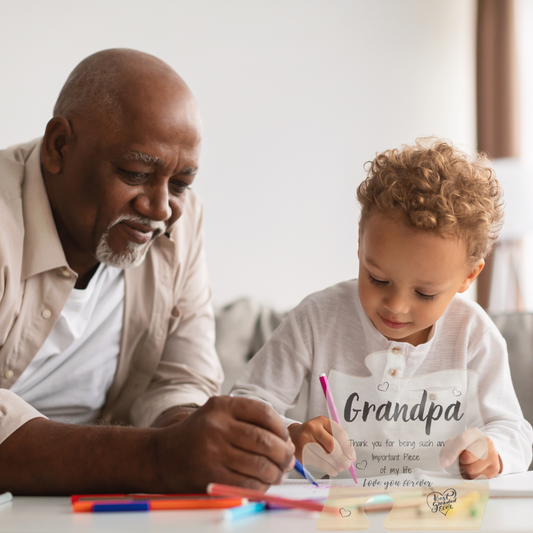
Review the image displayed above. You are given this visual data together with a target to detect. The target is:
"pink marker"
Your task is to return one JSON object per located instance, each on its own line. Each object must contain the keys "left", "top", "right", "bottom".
{"left": 319, "top": 373, "right": 358, "bottom": 484}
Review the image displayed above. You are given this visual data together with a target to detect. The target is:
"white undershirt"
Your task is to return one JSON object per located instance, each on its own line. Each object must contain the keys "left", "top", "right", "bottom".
{"left": 11, "top": 263, "right": 124, "bottom": 424}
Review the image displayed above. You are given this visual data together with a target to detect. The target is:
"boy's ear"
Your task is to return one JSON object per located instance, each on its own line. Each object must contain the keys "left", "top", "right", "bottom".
{"left": 457, "top": 259, "right": 485, "bottom": 293}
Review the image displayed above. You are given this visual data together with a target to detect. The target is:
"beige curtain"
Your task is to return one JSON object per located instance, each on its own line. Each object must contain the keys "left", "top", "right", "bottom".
{"left": 476, "top": 0, "right": 520, "bottom": 309}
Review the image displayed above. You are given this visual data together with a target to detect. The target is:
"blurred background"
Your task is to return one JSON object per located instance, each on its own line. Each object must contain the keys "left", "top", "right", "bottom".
{"left": 1, "top": 0, "right": 531, "bottom": 313}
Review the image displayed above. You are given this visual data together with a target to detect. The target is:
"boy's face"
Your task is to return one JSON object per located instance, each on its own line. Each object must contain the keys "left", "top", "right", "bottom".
{"left": 358, "top": 211, "right": 483, "bottom": 346}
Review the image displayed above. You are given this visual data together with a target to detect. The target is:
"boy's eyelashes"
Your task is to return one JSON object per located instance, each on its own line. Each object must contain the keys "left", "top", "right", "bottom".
{"left": 367, "top": 273, "right": 388, "bottom": 287}
{"left": 366, "top": 273, "right": 437, "bottom": 301}
{"left": 415, "top": 291, "right": 436, "bottom": 301}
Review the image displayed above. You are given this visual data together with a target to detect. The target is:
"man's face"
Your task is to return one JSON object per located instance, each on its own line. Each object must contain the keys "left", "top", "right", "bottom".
{"left": 358, "top": 211, "right": 481, "bottom": 346}
{"left": 47, "top": 89, "right": 201, "bottom": 269}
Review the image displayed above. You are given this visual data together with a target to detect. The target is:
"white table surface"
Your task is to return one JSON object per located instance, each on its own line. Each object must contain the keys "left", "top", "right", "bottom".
{"left": 1, "top": 495, "right": 532, "bottom": 533}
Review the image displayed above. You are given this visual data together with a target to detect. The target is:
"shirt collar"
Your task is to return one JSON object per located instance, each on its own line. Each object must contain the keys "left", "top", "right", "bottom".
{"left": 21, "top": 141, "right": 69, "bottom": 281}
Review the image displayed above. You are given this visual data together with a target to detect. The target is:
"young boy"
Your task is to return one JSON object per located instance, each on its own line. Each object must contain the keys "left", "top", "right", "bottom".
{"left": 231, "top": 139, "right": 533, "bottom": 479}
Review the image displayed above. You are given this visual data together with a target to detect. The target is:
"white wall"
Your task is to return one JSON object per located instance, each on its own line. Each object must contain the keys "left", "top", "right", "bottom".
{"left": 0, "top": 0, "right": 476, "bottom": 309}
{"left": 516, "top": 0, "right": 533, "bottom": 311}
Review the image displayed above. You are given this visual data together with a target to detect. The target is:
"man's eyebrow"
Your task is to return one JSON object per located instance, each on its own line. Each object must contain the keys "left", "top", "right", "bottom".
{"left": 123, "top": 150, "right": 166, "bottom": 167}
{"left": 181, "top": 166, "right": 198, "bottom": 175}
{"left": 122, "top": 151, "right": 198, "bottom": 175}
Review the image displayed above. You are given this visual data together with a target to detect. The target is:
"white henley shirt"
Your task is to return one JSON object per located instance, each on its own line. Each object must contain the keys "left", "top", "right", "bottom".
{"left": 231, "top": 279, "right": 533, "bottom": 475}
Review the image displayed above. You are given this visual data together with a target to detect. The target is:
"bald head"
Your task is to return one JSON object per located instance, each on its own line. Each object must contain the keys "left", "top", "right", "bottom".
{"left": 53, "top": 48, "right": 195, "bottom": 124}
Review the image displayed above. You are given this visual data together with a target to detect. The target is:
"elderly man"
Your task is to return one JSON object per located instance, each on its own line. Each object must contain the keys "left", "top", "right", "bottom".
{"left": 0, "top": 49, "right": 294, "bottom": 494}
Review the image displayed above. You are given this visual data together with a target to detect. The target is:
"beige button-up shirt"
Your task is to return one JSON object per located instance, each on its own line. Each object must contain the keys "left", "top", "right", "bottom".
{"left": 0, "top": 139, "right": 223, "bottom": 445}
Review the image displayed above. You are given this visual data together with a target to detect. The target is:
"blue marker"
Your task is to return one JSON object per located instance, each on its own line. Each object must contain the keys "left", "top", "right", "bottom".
{"left": 93, "top": 502, "right": 149, "bottom": 512}
{"left": 294, "top": 458, "right": 319, "bottom": 487}
{"left": 222, "top": 501, "right": 266, "bottom": 523}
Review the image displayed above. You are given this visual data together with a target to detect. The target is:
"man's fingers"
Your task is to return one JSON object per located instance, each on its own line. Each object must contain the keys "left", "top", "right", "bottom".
{"left": 216, "top": 396, "right": 290, "bottom": 441}
{"left": 228, "top": 420, "right": 294, "bottom": 472}
{"left": 224, "top": 445, "right": 286, "bottom": 486}
{"left": 217, "top": 466, "right": 272, "bottom": 492}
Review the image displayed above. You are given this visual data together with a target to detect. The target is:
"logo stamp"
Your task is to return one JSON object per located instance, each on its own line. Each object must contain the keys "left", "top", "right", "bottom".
{"left": 426, "top": 488, "right": 457, "bottom": 516}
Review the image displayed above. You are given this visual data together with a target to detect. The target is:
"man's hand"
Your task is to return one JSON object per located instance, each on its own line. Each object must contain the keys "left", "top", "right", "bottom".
{"left": 439, "top": 428, "right": 502, "bottom": 479}
{"left": 0, "top": 396, "right": 294, "bottom": 495}
{"left": 151, "top": 404, "right": 199, "bottom": 428}
{"left": 154, "top": 396, "right": 295, "bottom": 492}
{"left": 288, "top": 416, "right": 355, "bottom": 477}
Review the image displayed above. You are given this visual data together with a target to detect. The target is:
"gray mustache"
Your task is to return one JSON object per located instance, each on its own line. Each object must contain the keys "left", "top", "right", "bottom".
{"left": 109, "top": 214, "right": 166, "bottom": 237}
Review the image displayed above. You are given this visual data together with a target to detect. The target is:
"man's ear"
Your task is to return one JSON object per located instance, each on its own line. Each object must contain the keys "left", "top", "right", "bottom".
{"left": 457, "top": 259, "right": 485, "bottom": 293}
{"left": 41, "top": 117, "right": 73, "bottom": 175}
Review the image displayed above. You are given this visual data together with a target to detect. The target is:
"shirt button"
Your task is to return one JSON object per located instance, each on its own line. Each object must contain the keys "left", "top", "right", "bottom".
{"left": 42, "top": 309, "right": 52, "bottom": 319}
{"left": 392, "top": 347, "right": 402, "bottom": 354}
{"left": 389, "top": 368, "right": 397, "bottom": 376}
{"left": 430, "top": 394, "right": 436, "bottom": 401}
{"left": 4, "top": 370, "right": 14, "bottom": 379}
{"left": 60, "top": 268, "right": 71, "bottom": 278}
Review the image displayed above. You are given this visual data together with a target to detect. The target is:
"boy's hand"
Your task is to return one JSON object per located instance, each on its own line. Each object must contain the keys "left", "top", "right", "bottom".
{"left": 439, "top": 427, "right": 502, "bottom": 479}
{"left": 288, "top": 416, "right": 356, "bottom": 477}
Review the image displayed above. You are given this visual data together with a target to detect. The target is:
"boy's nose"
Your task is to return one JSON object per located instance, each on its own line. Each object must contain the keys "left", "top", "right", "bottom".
{"left": 383, "top": 294, "right": 409, "bottom": 316}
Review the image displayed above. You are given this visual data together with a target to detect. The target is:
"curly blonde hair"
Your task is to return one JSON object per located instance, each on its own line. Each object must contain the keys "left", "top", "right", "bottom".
{"left": 357, "top": 138, "right": 503, "bottom": 262}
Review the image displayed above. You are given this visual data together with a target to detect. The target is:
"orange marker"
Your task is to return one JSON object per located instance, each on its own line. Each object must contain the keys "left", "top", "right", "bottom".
{"left": 72, "top": 494, "right": 246, "bottom": 512}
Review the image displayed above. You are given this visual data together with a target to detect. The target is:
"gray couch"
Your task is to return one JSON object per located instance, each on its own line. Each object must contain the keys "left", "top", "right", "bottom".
{"left": 489, "top": 312, "right": 533, "bottom": 442}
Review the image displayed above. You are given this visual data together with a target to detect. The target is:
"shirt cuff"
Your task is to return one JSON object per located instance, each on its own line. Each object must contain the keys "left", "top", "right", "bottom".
{"left": 129, "top": 388, "right": 212, "bottom": 428}
{"left": 0, "top": 390, "right": 47, "bottom": 446}
{"left": 282, "top": 416, "right": 301, "bottom": 428}
{"left": 487, "top": 433, "right": 530, "bottom": 476}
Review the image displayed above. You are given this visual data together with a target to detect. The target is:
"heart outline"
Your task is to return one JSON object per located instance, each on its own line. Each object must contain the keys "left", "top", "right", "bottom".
{"left": 377, "top": 382, "right": 389, "bottom": 392}
{"left": 452, "top": 389, "right": 461, "bottom": 397}
{"left": 355, "top": 460, "right": 367, "bottom": 470}
{"left": 339, "top": 507, "right": 352, "bottom": 518}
